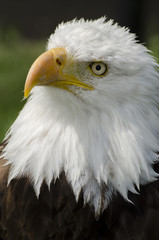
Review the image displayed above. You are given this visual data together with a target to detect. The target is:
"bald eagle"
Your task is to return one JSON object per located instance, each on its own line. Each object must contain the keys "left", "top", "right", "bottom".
{"left": 0, "top": 17, "right": 159, "bottom": 240}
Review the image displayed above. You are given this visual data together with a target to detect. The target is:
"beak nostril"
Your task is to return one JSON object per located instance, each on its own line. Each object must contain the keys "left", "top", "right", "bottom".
{"left": 56, "top": 58, "right": 62, "bottom": 66}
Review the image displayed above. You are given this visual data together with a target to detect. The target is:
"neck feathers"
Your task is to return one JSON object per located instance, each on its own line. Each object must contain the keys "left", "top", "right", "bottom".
{"left": 2, "top": 87, "right": 159, "bottom": 215}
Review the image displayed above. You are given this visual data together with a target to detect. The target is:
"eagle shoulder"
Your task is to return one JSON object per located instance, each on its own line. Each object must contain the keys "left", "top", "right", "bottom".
{"left": 0, "top": 140, "right": 10, "bottom": 239}
{"left": 1, "top": 140, "right": 159, "bottom": 239}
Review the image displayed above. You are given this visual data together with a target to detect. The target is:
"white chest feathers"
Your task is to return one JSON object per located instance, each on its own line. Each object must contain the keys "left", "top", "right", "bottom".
{"left": 2, "top": 86, "right": 159, "bottom": 215}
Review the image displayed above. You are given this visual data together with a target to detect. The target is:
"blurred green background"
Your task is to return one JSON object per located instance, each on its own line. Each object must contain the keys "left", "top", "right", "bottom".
{"left": 0, "top": 30, "right": 45, "bottom": 141}
{"left": 0, "top": 0, "right": 159, "bottom": 142}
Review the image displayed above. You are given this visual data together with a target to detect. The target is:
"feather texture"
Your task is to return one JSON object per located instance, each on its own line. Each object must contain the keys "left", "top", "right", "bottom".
{"left": 2, "top": 17, "right": 159, "bottom": 216}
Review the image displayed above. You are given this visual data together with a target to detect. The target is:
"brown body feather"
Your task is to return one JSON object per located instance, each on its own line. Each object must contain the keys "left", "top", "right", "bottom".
{"left": 0, "top": 142, "right": 159, "bottom": 240}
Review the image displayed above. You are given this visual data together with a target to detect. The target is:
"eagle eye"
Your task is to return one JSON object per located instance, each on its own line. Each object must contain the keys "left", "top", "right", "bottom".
{"left": 89, "top": 62, "right": 108, "bottom": 76}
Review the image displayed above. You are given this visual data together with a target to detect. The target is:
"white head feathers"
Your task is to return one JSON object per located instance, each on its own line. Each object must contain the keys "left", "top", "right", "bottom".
{"left": 2, "top": 17, "right": 159, "bottom": 215}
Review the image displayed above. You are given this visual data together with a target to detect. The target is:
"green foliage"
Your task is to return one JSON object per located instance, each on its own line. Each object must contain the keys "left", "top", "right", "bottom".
{"left": 147, "top": 34, "right": 159, "bottom": 63}
{"left": 0, "top": 32, "right": 44, "bottom": 141}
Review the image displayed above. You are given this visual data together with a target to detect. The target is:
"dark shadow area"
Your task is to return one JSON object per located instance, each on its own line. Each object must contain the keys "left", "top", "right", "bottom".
{"left": 0, "top": 0, "right": 159, "bottom": 42}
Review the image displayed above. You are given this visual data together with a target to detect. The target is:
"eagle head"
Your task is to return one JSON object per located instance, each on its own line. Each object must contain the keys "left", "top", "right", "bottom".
{"left": 3, "top": 17, "right": 159, "bottom": 215}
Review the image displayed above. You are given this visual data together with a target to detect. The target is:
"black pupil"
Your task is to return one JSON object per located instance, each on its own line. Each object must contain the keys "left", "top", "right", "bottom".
{"left": 96, "top": 65, "right": 101, "bottom": 71}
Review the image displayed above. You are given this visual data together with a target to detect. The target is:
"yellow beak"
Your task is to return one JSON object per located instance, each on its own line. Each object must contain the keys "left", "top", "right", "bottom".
{"left": 24, "top": 47, "right": 94, "bottom": 98}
